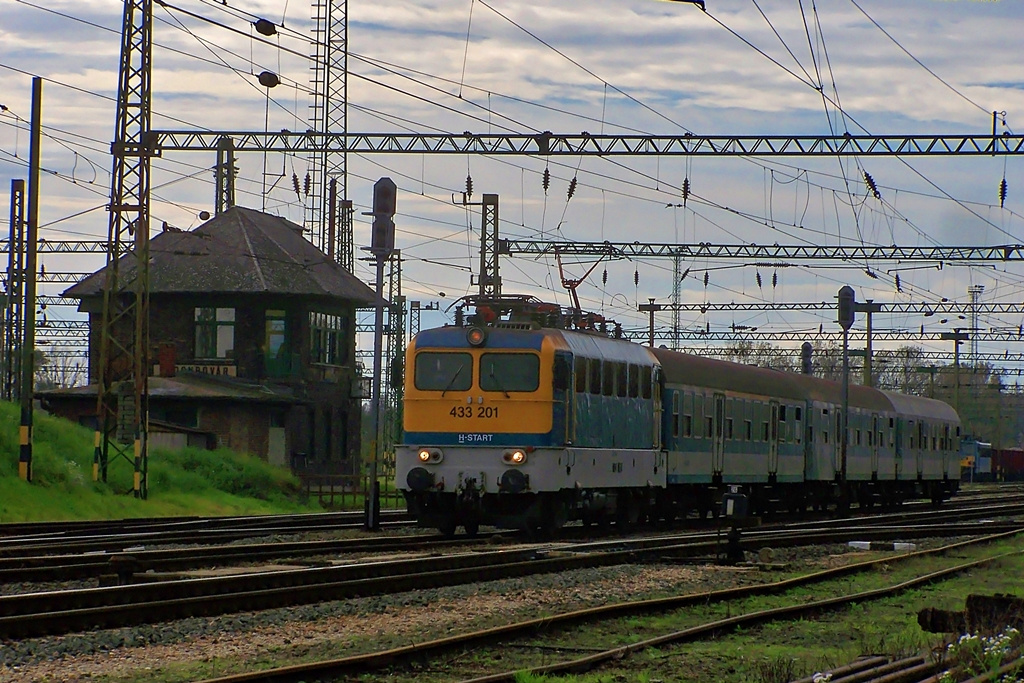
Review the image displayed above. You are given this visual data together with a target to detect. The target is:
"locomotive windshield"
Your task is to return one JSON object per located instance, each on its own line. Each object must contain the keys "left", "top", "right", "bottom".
{"left": 480, "top": 353, "right": 540, "bottom": 392}
{"left": 415, "top": 352, "right": 473, "bottom": 392}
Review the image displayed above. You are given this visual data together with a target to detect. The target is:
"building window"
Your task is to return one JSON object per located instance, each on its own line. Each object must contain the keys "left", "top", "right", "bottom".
{"left": 310, "top": 311, "right": 348, "bottom": 365}
{"left": 195, "top": 307, "right": 235, "bottom": 359}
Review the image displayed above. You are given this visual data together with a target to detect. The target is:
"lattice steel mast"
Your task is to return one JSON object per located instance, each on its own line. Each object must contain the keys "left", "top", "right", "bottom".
{"left": 306, "top": 0, "right": 351, "bottom": 271}
{"left": 94, "top": 0, "right": 153, "bottom": 497}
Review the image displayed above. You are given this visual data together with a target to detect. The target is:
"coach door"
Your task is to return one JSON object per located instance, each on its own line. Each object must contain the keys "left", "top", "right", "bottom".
{"left": 652, "top": 367, "right": 663, "bottom": 450}
{"left": 834, "top": 410, "right": 843, "bottom": 478}
{"left": 712, "top": 393, "right": 725, "bottom": 472}
{"left": 769, "top": 401, "right": 780, "bottom": 474}
{"left": 871, "top": 414, "right": 880, "bottom": 476}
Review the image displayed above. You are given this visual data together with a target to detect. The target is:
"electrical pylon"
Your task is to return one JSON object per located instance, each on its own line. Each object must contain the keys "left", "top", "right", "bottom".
{"left": 94, "top": 0, "right": 153, "bottom": 498}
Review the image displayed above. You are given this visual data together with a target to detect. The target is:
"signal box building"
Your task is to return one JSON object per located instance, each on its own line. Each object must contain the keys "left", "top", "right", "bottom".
{"left": 39, "top": 206, "right": 376, "bottom": 474}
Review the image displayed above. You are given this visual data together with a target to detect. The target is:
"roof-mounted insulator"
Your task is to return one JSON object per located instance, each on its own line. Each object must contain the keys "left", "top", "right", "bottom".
{"left": 863, "top": 171, "right": 881, "bottom": 200}
{"left": 542, "top": 167, "right": 550, "bottom": 194}
{"left": 1000, "top": 178, "right": 1008, "bottom": 208}
{"left": 567, "top": 176, "right": 577, "bottom": 201}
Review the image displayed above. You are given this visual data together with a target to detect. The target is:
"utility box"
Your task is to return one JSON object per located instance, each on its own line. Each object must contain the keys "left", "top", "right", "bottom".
{"left": 721, "top": 491, "right": 748, "bottom": 519}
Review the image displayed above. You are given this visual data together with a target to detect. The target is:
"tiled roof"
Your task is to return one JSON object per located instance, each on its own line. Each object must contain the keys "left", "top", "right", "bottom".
{"left": 65, "top": 206, "right": 377, "bottom": 304}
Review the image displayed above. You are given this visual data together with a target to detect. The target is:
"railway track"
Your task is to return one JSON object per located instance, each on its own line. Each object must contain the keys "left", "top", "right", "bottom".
{"left": 1, "top": 492, "right": 1021, "bottom": 587}
{"left": 184, "top": 530, "right": 1024, "bottom": 683}
{"left": 1, "top": 515, "right": 1020, "bottom": 640}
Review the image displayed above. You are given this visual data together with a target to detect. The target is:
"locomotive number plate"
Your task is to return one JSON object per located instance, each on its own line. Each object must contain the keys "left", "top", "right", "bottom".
{"left": 449, "top": 406, "right": 500, "bottom": 418}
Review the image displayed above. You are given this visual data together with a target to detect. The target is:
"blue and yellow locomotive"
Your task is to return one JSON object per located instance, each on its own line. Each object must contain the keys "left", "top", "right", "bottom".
{"left": 396, "top": 297, "right": 961, "bottom": 535}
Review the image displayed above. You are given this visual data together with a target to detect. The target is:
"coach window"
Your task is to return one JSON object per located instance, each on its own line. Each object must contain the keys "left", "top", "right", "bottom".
{"left": 725, "top": 417, "right": 734, "bottom": 440}
{"left": 671, "top": 392, "right": 680, "bottom": 439}
{"left": 682, "top": 393, "right": 693, "bottom": 438}
{"left": 794, "top": 406, "right": 802, "bottom": 444}
{"left": 575, "top": 358, "right": 588, "bottom": 393}
{"left": 693, "top": 395, "right": 703, "bottom": 439}
{"left": 415, "top": 352, "right": 472, "bottom": 391}
{"left": 628, "top": 364, "right": 640, "bottom": 398}
{"left": 589, "top": 359, "right": 602, "bottom": 394}
{"left": 481, "top": 353, "right": 540, "bottom": 392}
{"left": 616, "top": 363, "right": 628, "bottom": 397}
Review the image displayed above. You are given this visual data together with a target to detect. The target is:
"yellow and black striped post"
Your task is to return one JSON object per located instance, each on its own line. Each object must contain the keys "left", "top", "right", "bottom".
{"left": 19, "top": 77, "right": 42, "bottom": 482}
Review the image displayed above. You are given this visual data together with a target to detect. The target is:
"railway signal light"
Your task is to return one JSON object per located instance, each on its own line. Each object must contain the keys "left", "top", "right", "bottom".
{"left": 837, "top": 286, "right": 856, "bottom": 330}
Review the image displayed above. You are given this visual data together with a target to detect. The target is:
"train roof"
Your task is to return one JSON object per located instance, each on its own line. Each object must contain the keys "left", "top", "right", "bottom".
{"left": 877, "top": 389, "right": 960, "bottom": 422}
{"left": 412, "top": 325, "right": 958, "bottom": 421}
{"left": 650, "top": 346, "right": 960, "bottom": 418}
{"left": 412, "top": 325, "right": 658, "bottom": 365}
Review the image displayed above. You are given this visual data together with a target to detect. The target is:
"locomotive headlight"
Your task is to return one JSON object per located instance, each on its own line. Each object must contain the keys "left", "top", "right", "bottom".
{"left": 418, "top": 448, "right": 443, "bottom": 463}
{"left": 503, "top": 449, "right": 527, "bottom": 465}
{"left": 466, "top": 326, "right": 487, "bottom": 346}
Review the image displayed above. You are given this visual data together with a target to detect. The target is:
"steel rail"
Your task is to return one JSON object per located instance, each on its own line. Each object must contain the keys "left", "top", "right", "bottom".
{"left": 189, "top": 531, "right": 1024, "bottom": 683}
{"left": 2, "top": 521, "right": 1020, "bottom": 639}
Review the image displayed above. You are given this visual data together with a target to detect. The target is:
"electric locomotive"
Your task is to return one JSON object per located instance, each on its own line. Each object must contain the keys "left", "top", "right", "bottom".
{"left": 397, "top": 297, "right": 961, "bottom": 535}
{"left": 397, "top": 296, "right": 664, "bottom": 535}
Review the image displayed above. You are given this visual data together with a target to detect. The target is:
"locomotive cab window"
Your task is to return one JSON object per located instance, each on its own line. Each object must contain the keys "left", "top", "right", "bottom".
{"left": 415, "top": 352, "right": 473, "bottom": 392}
{"left": 641, "top": 368, "right": 652, "bottom": 399}
{"left": 628, "top": 364, "right": 640, "bottom": 398}
{"left": 480, "top": 353, "right": 540, "bottom": 392}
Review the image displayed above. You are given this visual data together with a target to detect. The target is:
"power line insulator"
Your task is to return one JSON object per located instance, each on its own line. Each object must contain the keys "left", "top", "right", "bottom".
{"left": 703, "top": 272, "right": 709, "bottom": 288}
{"left": 634, "top": 268, "right": 639, "bottom": 287}
{"left": 465, "top": 174, "right": 473, "bottom": 200}
{"left": 681, "top": 177, "right": 691, "bottom": 205}
{"left": 303, "top": 173, "right": 311, "bottom": 197}
{"left": 772, "top": 271, "right": 778, "bottom": 288}
{"left": 756, "top": 272, "right": 762, "bottom": 289}
{"left": 292, "top": 173, "right": 301, "bottom": 199}
{"left": 542, "top": 167, "right": 550, "bottom": 194}
{"left": 863, "top": 171, "right": 881, "bottom": 200}
{"left": 567, "top": 176, "right": 577, "bottom": 201}
{"left": 895, "top": 273, "right": 902, "bottom": 292}
{"left": 1000, "top": 178, "right": 1008, "bottom": 208}
{"left": 602, "top": 268, "right": 607, "bottom": 286}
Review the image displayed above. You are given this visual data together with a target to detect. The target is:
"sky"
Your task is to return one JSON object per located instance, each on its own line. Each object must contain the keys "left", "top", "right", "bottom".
{"left": 2, "top": 0, "right": 1024, "bottom": 371}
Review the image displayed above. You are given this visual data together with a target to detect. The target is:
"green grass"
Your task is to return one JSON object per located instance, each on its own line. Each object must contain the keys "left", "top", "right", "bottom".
{"left": 0, "top": 399, "right": 323, "bottom": 523}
